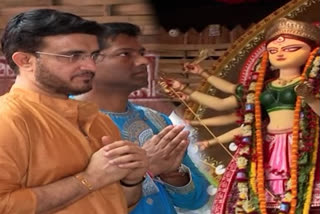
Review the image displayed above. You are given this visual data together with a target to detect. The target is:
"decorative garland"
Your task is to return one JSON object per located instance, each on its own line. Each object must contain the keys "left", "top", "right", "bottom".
{"left": 290, "top": 48, "right": 319, "bottom": 214}
{"left": 159, "top": 47, "right": 320, "bottom": 214}
{"left": 234, "top": 47, "right": 320, "bottom": 214}
{"left": 232, "top": 52, "right": 269, "bottom": 213}
{"left": 299, "top": 50, "right": 320, "bottom": 214}
{"left": 302, "top": 117, "right": 319, "bottom": 214}
{"left": 254, "top": 51, "right": 268, "bottom": 214}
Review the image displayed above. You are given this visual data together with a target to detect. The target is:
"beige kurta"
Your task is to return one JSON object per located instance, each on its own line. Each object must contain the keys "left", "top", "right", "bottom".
{"left": 0, "top": 85, "right": 127, "bottom": 213}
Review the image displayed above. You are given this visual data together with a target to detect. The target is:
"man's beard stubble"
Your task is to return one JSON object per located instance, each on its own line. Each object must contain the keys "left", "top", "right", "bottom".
{"left": 35, "top": 61, "right": 94, "bottom": 96}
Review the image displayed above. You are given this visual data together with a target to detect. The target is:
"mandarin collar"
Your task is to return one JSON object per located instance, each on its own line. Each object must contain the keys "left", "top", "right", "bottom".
{"left": 9, "top": 84, "right": 100, "bottom": 129}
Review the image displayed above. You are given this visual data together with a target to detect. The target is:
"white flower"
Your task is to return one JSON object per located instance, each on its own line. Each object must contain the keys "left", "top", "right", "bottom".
{"left": 244, "top": 113, "right": 254, "bottom": 123}
{"left": 313, "top": 57, "right": 320, "bottom": 66}
{"left": 242, "top": 200, "right": 256, "bottom": 213}
{"left": 237, "top": 183, "right": 248, "bottom": 199}
{"left": 207, "top": 185, "right": 217, "bottom": 196}
{"left": 236, "top": 156, "right": 248, "bottom": 169}
{"left": 215, "top": 165, "right": 226, "bottom": 175}
{"left": 246, "top": 93, "right": 255, "bottom": 104}
{"left": 249, "top": 82, "right": 256, "bottom": 91}
{"left": 229, "top": 142, "right": 238, "bottom": 151}
{"left": 309, "top": 71, "right": 317, "bottom": 78}
{"left": 239, "top": 146, "right": 250, "bottom": 155}
{"left": 241, "top": 125, "right": 252, "bottom": 136}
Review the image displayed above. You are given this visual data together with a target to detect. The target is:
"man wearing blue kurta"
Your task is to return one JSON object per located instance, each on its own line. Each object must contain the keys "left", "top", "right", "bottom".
{"left": 76, "top": 22, "right": 209, "bottom": 213}
{"left": 103, "top": 102, "right": 209, "bottom": 213}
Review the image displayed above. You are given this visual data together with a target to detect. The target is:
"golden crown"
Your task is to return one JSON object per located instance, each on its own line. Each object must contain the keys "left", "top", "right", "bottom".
{"left": 265, "top": 18, "right": 320, "bottom": 43}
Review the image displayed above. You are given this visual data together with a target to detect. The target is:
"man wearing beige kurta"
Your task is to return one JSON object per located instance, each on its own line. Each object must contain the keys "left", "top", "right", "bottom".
{"left": 0, "top": 9, "right": 148, "bottom": 214}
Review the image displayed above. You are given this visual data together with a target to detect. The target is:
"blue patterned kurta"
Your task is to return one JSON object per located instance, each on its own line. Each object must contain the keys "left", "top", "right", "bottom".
{"left": 102, "top": 102, "right": 209, "bottom": 214}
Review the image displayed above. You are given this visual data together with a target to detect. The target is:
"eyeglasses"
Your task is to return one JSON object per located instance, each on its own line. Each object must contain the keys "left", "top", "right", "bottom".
{"left": 35, "top": 51, "right": 105, "bottom": 63}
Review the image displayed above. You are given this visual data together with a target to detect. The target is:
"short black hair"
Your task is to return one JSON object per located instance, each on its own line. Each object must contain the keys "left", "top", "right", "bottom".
{"left": 1, "top": 9, "right": 103, "bottom": 73}
{"left": 100, "top": 22, "right": 141, "bottom": 49}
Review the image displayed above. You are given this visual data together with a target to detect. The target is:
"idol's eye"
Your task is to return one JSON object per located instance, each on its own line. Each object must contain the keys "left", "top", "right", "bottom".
{"left": 267, "top": 48, "right": 278, "bottom": 54}
{"left": 282, "top": 46, "right": 302, "bottom": 52}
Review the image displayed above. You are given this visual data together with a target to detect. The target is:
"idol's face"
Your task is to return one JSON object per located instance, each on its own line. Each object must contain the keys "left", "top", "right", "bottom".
{"left": 267, "top": 36, "right": 311, "bottom": 69}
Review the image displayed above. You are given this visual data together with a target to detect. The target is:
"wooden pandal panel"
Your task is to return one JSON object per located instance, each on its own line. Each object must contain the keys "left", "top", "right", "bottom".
{"left": 0, "top": 0, "right": 244, "bottom": 42}
{"left": 1, "top": 0, "right": 52, "bottom": 6}
{"left": 0, "top": 5, "right": 106, "bottom": 18}
{"left": 185, "top": 28, "right": 201, "bottom": 44}
{"left": 156, "top": 25, "right": 244, "bottom": 45}
{"left": 0, "top": 6, "right": 105, "bottom": 33}
{"left": 86, "top": 15, "right": 155, "bottom": 25}
{"left": 215, "top": 26, "right": 231, "bottom": 44}
{"left": 201, "top": 25, "right": 219, "bottom": 44}
{"left": 150, "top": 26, "right": 235, "bottom": 100}
{"left": 0, "top": 0, "right": 241, "bottom": 98}
{"left": 145, "top": 43, "right": 230, "bottom": 57}
{"left": 0, "top": 0, "right": 158, "bottom": 36}
{"left": 157, "top": 27, "right": 186, "bottom": 44}
{"left": 0, "top": 0, "right": 158, "bottom": 96}
{"left": 0, "top": 56, "right": 15, "bottom": 96}
{"left": 229, "top": 25, "right": 246, "bottom": 43}
{"left": 145, "top": 42, "right": 229, "bottom": 99}
{"left": 110, "top": 3, "right": 154, "bottom": 15}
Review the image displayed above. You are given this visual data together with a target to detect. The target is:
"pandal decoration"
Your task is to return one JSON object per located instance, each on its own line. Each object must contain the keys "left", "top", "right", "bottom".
{"left": 159, "top": 46, "right": 320, "bottom": 213}
{"left": 233, "top": 47, "right": 320, "bottom": 214}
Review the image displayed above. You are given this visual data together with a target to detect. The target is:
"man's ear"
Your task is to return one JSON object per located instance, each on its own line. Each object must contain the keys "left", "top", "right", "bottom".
{"left": 11, "top": 52, "right": 36, "bottom": 72}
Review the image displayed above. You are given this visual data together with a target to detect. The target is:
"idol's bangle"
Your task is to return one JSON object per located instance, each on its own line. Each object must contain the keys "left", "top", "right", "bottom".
{"left": 234, "top": 84, "right": 244, "bottom": 101}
